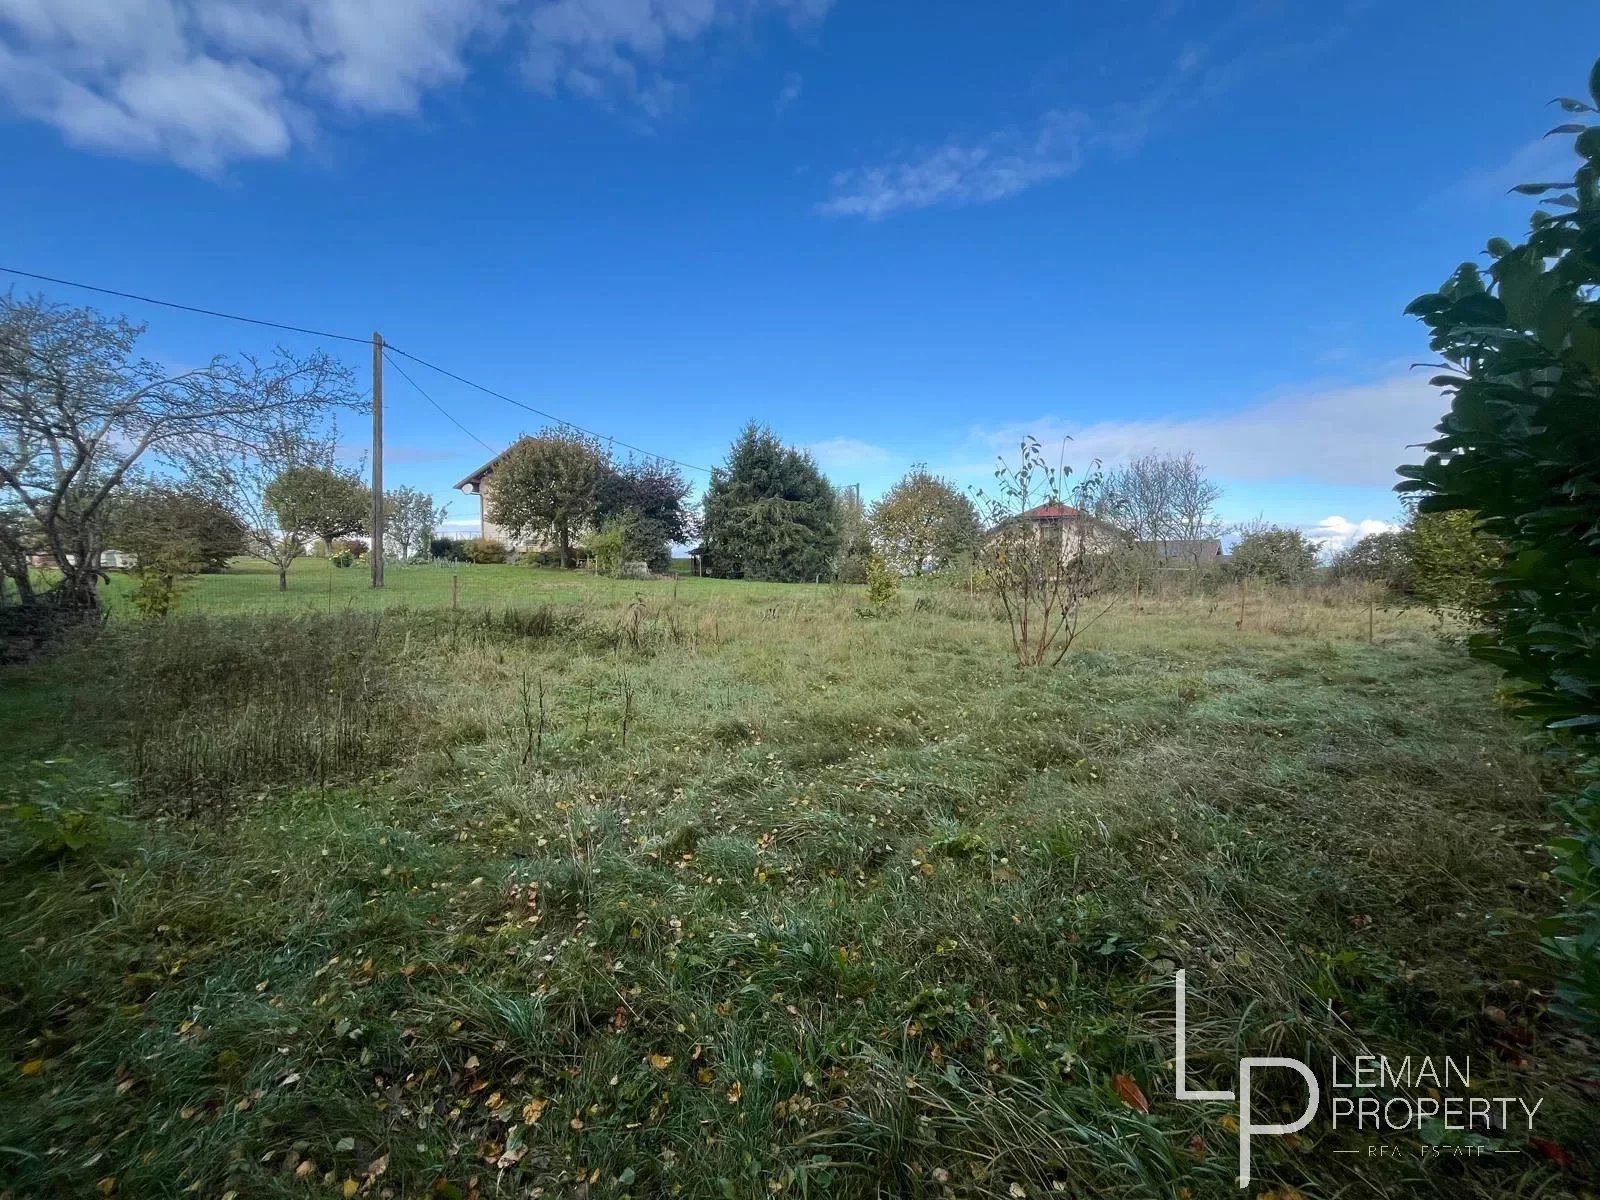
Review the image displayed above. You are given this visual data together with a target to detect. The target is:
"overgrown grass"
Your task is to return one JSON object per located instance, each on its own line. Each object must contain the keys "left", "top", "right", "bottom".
{"left": 0, "top": 578, "right": 1594, "bottom": 1198}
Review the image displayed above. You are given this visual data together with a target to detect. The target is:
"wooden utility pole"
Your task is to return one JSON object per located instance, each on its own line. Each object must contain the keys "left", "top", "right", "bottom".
{"left": 371, "top": 332, "right": 385, "bottom": 589}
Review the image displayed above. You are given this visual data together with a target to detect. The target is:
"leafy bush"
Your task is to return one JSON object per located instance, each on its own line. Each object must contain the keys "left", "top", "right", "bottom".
{"left": 1229, "top": 527, "right": 1318, "bottom": 584}
{"left": 129, "top": 567, "right": 186, "bottom": 619}
{"left": 0, "top": 759, "right": 129, "bottom": 860}
{"left": 464, "top": 537, "right": 508, "bottom": 564}
{"left": 1331, "top": 529, "right": 1414, "bottom": 591}
{"left": 337, "top": 538, "right": 369, "bottom": 558}
{"left": 865, "top": 553, "right": 899, "bottom": 613}
{"left": 1409, "top": 509, "right": 1499, "bottom": 626}
{"left": 586, "top": 518, "right": 628, "bottom": 577}
{"left": 331, "top": 550, "right": 355, "bottom": 568}
{"left": 430, "top": 536, "right": 468, "bottom": 561}
{"left": 1398, "top": 59, "right": 1600, "bottom": 1030}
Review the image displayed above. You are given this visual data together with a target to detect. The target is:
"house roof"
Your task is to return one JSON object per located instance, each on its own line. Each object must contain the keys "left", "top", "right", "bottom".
{"left": 1019, "top": 502, "right": 1089, "bottom": 520}
{"left": 988, "top": 502, "right": 1127, "bottom": 538}
{"left": 454, "top": 438, "right": 527, "bottom": 492}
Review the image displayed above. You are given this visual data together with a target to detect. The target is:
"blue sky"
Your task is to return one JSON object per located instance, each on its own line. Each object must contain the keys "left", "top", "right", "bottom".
{"left": 3, "top": 1, "right": 1597, "bottom": 548}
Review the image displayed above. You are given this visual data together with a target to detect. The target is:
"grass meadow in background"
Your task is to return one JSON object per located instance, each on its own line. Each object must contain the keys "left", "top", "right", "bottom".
{"left": 1, "top": 563, "right": 1595, "bottom": 1198}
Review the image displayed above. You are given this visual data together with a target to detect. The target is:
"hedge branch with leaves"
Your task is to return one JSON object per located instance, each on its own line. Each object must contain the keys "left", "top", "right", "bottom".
{"left": 1398, "top": 59, "right": 1600, "bottom": 1029}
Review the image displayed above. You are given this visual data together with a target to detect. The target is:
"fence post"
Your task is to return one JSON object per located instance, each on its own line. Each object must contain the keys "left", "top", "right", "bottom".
{"left": 452, "top": 574, "right": 459, "bottom": 610}
{"left": 1368, "top": 596, "right": 1375, "bottom": 644}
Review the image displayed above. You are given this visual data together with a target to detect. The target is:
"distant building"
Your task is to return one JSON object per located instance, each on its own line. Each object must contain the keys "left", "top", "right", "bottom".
{"left": 987, "top": 502, "right": 1128, "bottom": 561}
{"left": 1138, "top": 538, "right": 1223, "bottom": 567}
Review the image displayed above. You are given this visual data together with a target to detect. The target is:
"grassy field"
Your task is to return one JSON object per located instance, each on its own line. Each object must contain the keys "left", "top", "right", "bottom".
{"left": 97, "top": 557, "right": 778, "bottom": 616}
{"left": 1, "top": 565, "right": 1595, "bottom": 1198}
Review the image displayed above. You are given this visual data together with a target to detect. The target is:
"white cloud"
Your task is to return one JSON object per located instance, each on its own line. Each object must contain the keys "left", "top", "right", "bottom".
{"left": 0, "top": 0, "right": 832, "bottom": 172}
{"left": 1307, "top": 514, "right": 1398, "bottom": 553}
{"left": 775, "top": 68, "right": 802, "bottom": 111}
{"left": 818, "top": 110, "right": 1091, "bottom": 219}
{"left": 966, "top": 372, "right": 1444, "bottom": 490}
{"left": 805, "top": 436, "right": 891, "bottom": 470}
{"left": 1437, "top": 136, "right": 1577, "bottom": 207}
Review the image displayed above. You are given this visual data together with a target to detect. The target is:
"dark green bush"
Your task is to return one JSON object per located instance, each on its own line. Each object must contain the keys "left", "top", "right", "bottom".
{"left": 1399, "top": 59, "right": 1600, "bottom": 1029}
{"left": 463, "top": 537, "right": 508, "bottom": 564}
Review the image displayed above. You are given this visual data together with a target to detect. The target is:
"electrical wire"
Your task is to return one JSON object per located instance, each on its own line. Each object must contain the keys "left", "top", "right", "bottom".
{"left": 0, "top": 265, "right": 373, "bottom": 345}
{"left": 3, "top": 263, "right": 714, "bottom": 474}
{"left": 382, "top": 348, "right": 499, "bottom": 456}
{"left": 384, "top": 344, "right": 713, "bottom": 474}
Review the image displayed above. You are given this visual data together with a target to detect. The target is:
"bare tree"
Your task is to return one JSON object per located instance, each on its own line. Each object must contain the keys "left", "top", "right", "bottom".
{"left": 1100, "top": 451, "right": 1223, "bottom": 565}
{"left": 976, "top": 437, "right": 1117, "bottom": 668}
{"left": 0, "top": 294, "right": 360, "bottom": 609}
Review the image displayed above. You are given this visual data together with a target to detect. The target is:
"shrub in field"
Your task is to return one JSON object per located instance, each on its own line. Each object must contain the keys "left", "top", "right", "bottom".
{"left": 1228, "top": 526, "right": 1318, "bottom": 584}
{"left": 464, "top": 537, "right": 508, "bottom": 564}
{"left": 337, "top": 538, "right": 369, "bottom": 558}
{"left": 976, "top": 436, "right": 1116, "bottom": 667}
{"left": 1399, "top": 59, "right": 1600, "bottom": 1029}
{"left": 331, "top": 550, "right": 355, "bottom": 568}
{"left": 864, "top": 553, "right": 899, "bottom": 613}
{"left": 1409, "top": 508, "right": 1500, "bottom": 626}
{"left": 0, "top": 759, "right": 129, "bottom": 861}
{"left": 129, "top": 566, "right": 186, "bottom": 618}
{"left": 430, "top": 536, "right": 468, "bottom": 561}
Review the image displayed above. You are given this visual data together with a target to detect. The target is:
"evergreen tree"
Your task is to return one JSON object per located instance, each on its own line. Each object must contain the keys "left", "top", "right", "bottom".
{"left": 700, "top": 423, "right": 839, "bottom": 581}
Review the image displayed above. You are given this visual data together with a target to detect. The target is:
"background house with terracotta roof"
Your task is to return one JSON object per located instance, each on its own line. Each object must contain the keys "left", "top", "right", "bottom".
{"left": 988, "top": 502, "right": 1129, "bottom": 562}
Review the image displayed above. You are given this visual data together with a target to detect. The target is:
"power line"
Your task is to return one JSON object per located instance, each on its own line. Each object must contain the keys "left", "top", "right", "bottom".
{"left": 0, "top": 265, "right": 372, "bottom": 346}
{"left": 3, "top": 263, "right": 714, "bottom": 475}
{"left": 382, "top": 348, "right": 499, "bottom": 456}
{"left": 385, "top": 345, "right": 713, "bottom": 474}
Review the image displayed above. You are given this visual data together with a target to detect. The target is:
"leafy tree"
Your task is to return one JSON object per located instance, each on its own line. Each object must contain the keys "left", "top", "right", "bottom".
{"left": 108, "top": 483, "right": 245, "bottom": 576}
{"left": 486, "top": 429, "right": 606, "bottom": 568}
{"left": 0, "top": 294, "right": 357, "bottom": 610}
{"left": 833, "top": 485, "right": 872, "bottom": 584}
{"left": 700, "top": 423, "right": 839, "bottom": 582}
{"left": 1398, "top": 60, "right": 1600, "bottom": 1028}
{"left": 1228, "top": 527, "right": 1318, "bottom": 585}
{"left": 869, "top": 466, "right": 981, "bottom": 576}
{"left": 265, "top": 462, "right": 369, "bottom": 554}
{"left": 384, "top": 486, "right": 449, "bottom": 563}
{"left": 211, "top": 424, "right": 335, "bottom": 591}
{"left": 597, "top": 457, "right": 693, "bottom": 573}
{"left": 1331, "top": 529, "right": 1414, "bottom": 591}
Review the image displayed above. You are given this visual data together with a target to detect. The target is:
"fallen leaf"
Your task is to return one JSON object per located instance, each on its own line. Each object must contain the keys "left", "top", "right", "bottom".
{"left": 1112, "top": 1073, "right": 1149, "bottom": 1114}
{"left": 726, "top": 1080, "right": 743, "bottom": 1103}
{"left": 96, "top": 1178, "right": 116, "bottom": 1196}
{"left": 294, "top": 1160, "right": 315, "bottom": 1179}
{"left": 1009, "top": 1185, "right": 1027, "bottom": 1198}
{"left": 342, "top": 1180, "right": 359, "bottom": 1199}
{"left": 648, "top": 1054, "right": 673, "bottom": 1070}
{"left": 365, "top": 1154, "right": 389, "bottom": 1180}
{"left": 1530, "top": 1137, "right": 1572, "bottom": 1169}
{"left": 335, "top": 1137, "right": 355, "bottom": 1153}
{"left": 20, "top": 1059, "right": 44, "bottom": 1076}
{"left": 522, "top": 1097, "right": 547, "bottom": 1124}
